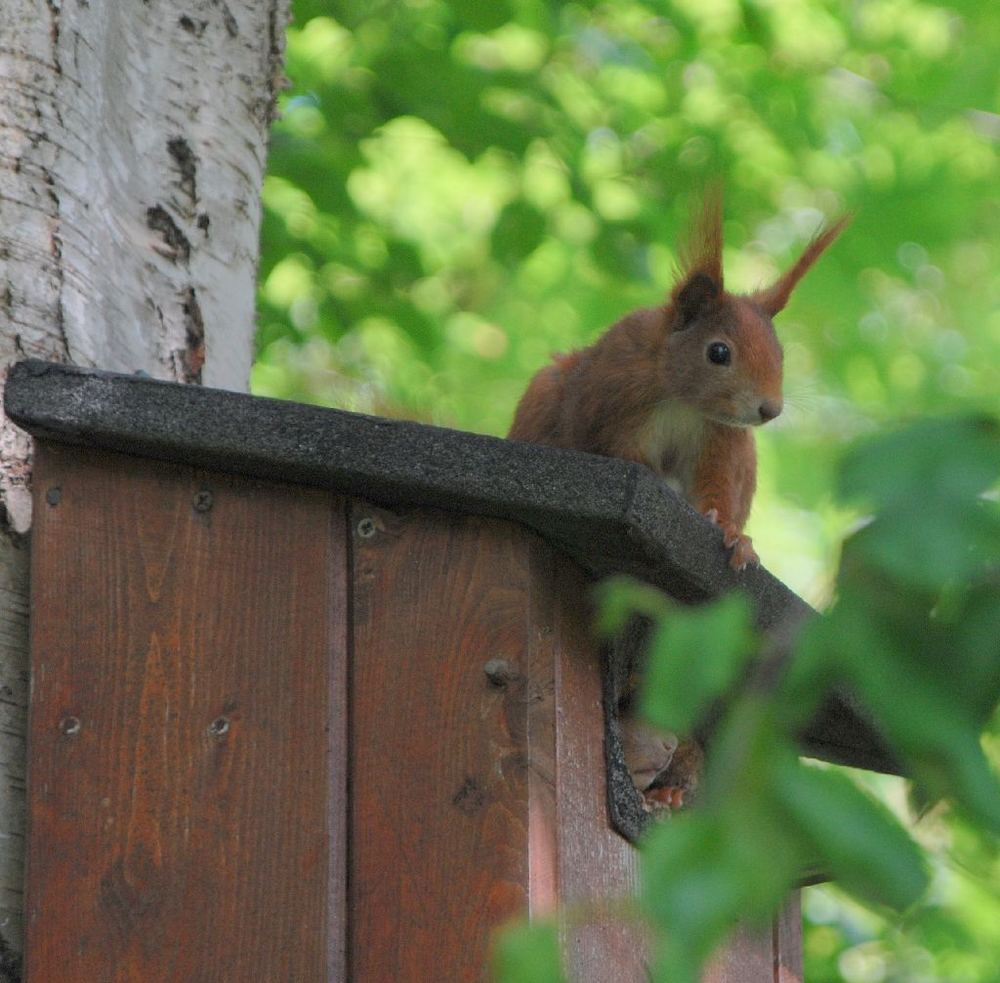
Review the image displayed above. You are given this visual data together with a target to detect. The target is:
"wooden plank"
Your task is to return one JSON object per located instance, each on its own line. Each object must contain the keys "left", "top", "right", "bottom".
{"left": 350, "top": 505, "right": 654, "bottom": 981}
{"left": 529, "top": 545, "right": 647, "bottom": 980}
{"left": 349, "top": 503, "right": 536, "bottom": 981}
{"left": 26, "top": 443, "right": 347, "bottom": 982}
{"left": 774, "top": 892, "right": 803, "bottom": 982}
{"left": 702, "top": 920, "right": 774, "bottom": 983}
{"left": 701, "top": 894, "right": 802, "bottom": 983}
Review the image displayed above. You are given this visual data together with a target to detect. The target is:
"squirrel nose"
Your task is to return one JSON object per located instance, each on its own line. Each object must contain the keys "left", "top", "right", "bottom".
{"left": 758, "top": 399, "right": 782, "bottom": 423}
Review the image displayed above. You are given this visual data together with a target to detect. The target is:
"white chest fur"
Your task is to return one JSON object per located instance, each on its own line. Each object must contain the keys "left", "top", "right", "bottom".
{"left": 636, "top": 401, "right": 705, "bottom": 496}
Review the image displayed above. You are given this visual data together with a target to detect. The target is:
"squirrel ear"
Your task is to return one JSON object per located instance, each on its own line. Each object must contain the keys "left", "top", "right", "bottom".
{"left": 671, "top": 187, "right": 724, "bottom": 325}
{"left": 675, "top": 271, "right": 722, "bottom": 324}
{"left": 756, "top": 213, "right": 851, "bottom": 316}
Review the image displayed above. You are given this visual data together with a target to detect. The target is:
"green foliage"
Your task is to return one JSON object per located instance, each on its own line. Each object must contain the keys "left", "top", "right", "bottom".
{"left": 491, "top": 920, "right": 565, "bottom": 983}
{"left": 836, "top": 417, "right": 1000, "bottom": 586}
{"left": 773, "top": 762, "right": 928, "bottom": 910}
{"left": 598, "top": 585, "right": 757, "bottom": 733}
{"left": 647, "top": 417, "right": 996, "bottom": 979}
{"left": 499, "top": 418, "right": 998, "bottom": 983}
{"left": 258, "top": 0, "right": 999, "bottom": 596}
{"left": 638, "top": 592, "right": 757, "bottom": 735}
{"left": 258, "top": 3, "right": 1000, "bottom": 979}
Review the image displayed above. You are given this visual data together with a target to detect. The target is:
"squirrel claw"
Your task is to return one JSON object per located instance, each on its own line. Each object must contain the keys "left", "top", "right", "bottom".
{"left": 704, "top": 514, "right": 759, "bottom": 570}
{"left": 726, "top": 532, "right": 759, "bottom": 571}
{"left": 645, "top": 785, "right": 685, "bottom": 810}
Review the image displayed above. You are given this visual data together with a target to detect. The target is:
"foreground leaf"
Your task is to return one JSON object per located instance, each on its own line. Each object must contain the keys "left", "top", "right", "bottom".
{"left": 774, "top": 761, "right": 929, "bottom": 911}
{"left": 492, "top": 920, "right": 566, "bottom": 983}
{"left": 640, "top": 593, "right": 757, "bottom": 734}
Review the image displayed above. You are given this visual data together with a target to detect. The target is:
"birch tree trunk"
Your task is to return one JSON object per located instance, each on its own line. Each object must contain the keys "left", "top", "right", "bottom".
{"left": 0, "top": 0, "right": 289, "bottom": 969}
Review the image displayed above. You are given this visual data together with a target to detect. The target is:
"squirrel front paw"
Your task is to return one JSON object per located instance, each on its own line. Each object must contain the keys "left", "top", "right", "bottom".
{"left": 621, "top": 718, "right": 705, "bottom": 815}
{"left": 644, "top": 739, "right": 704, "bottom": 813}
{"left": 724, "top": 530, "right": 758, "bottom": 571}
{"left": 703, "top": 510, "right": 759, "bottom": 571}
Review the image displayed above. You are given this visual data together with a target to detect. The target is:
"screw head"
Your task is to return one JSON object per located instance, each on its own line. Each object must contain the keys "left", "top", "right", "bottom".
{"left": 193, "top": 490, "right": 214, "bottom": 513}
{"left": 46, "top": 486, "right": 62, "bottom": 507}
{"left": 208, "top": 716, "right": 230, "bottom": 737}
{"left": 59, "top": 716, "right": 81, "bottom": 736}
{"left": 356, "top": 517, "right": 377, "bottom": 539}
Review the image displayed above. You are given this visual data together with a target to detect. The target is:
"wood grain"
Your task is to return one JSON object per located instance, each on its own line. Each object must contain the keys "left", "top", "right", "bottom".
{"left": 702, "top": 894, "right": 802, "bottom": 983}
{"left": 703, "top": 920, "right": 774, "bottom": 983}
{"left": 349, "top": 505, "right": 650, "bottom": 981}
{"left": 349, "top": 503, "right": 536, "bottom": 981}
{"left": 25, "top": 443, "right": 804, "bottom": 982}
{"left": 26, "top": 443, "right": 347, "bottom": 982}
{"left": 528, "top": 544, "right": 647, "bottom": 981}
{"left": 774, "top": 892, "right": 804, "bottom": 983}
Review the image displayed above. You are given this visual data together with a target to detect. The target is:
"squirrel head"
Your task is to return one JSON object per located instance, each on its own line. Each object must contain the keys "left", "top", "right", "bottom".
{"left": 662, "top": 190, "right": 848, "bottom": 428}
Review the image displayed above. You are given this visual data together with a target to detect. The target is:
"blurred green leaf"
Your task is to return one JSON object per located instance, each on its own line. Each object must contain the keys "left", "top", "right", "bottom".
{"left": 451, "top": 0, "right": 513, "bottom": 34}
{"left": 492, "top": 200, "right": 548, "bottom": 265}
{"left": 641, "top": 816, "right": 747, "bottom": 969}
{"left": 837, "top": 417, "right": 1000, "bottom": 509}
{"left": 491, "top": 920, "right": 566, "bottom": 983}
{"left": 846, "top": 503, "right": 1000, "bottom": 589}
{"left": 592, "top": 575, "right": 670, "bottom": 636}
{"left": 774, "top": 762, "right": 930, "bottom": 910}
{"left": 835, "top": 418, "right": 1000, "bottom": 588}
{"left": 640, "top": 593, "right": 757, "bottom": 734}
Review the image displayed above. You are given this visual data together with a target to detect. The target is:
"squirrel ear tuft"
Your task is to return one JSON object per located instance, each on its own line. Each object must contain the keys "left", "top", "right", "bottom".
{"left": 678, "top": 186, "right": 724, "bottom": 284}
{"left": 671, "top": 186, "right": 724, "bottom": 324}
{"left": 756, "top": 213, "right": 851, "bottom": 316}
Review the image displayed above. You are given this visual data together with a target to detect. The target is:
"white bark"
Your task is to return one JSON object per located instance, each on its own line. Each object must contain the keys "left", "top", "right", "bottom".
{"left": 0, "top": 0, "right": 288, "bottom": 960}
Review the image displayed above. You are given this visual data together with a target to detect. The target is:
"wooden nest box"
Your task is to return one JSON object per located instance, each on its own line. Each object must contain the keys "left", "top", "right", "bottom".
{"left": 7, "top": 361, "right": 898, "bottom": 982}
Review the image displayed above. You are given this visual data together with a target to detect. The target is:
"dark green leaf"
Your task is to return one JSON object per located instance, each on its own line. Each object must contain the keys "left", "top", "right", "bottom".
{"left": 774, "top": 762, "right": 929, "bottom": 910}
{"left": 837, "top": 417, "right": 1000, "bottom": 511}
{"left": 492, "top": 201, "right": 548, "bottom": 266}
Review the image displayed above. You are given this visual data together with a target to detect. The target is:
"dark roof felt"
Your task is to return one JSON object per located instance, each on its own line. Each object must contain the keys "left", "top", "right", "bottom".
{"left": 6, "top": 359, "right": 898, "bottom": 773}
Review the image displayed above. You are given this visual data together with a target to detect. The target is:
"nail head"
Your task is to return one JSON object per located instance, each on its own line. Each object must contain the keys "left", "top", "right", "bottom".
{"left": 484, "top": 659, "right": 515, "bottom": 688}
{"left": 193, "top": 490, "right": 214, "bottom": 513}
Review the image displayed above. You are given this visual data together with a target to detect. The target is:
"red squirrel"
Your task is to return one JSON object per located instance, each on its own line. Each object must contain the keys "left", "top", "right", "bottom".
{"left": 509, "top": 192, "right": 847, "bottom": 817}
{"left": 508, "top": 192, "right": 847, "bottom": 570}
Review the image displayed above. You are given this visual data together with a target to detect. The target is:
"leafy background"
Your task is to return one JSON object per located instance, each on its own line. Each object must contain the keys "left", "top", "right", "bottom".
{"left": 255, "top": 1, "right": 1000, "bottom": 979}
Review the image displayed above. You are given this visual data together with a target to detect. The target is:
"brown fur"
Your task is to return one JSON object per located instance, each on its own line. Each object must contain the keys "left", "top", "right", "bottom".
{"left": 508, "top": 193, "right": 847, "bottom": 569}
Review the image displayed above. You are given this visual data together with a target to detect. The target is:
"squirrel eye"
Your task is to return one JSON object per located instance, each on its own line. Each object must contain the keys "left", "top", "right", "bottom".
{"left": 707, "top": 342, "right": 731, "bottom": 366}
